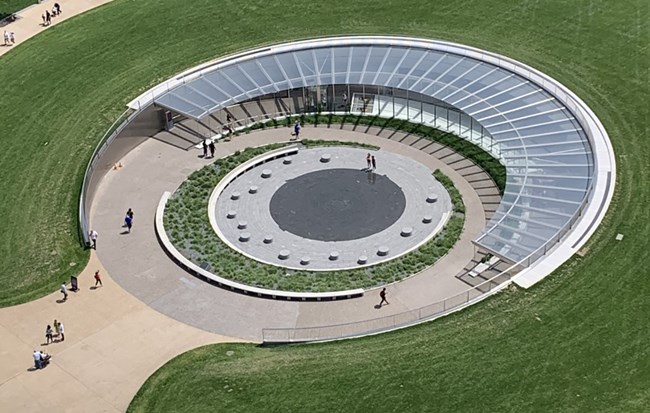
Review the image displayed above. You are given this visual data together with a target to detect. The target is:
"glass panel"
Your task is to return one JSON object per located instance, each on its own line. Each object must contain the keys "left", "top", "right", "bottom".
{"left": 222, "top": 66, "right": 255, "bottom": 92}
{"left": 193, "top": 78, "right": 229, "bottom": 102}
{"left": 294, "top": 50, "right": 316, "bottom": 76}
{"left": 238, "top": 61, "right": 272, "bottom": 88}
{"left": 173, "top": 86, "right": 213, "bottom": 109}
{"left": 462, "top": 69, "right": 510, "bottom": 95}
{"left": 409, "top": 51, "right": 441, "bottom": 77}
{"left": 350, "top": 46, "right": 373, "bottom": 70}
{"left": 276, "top": 53, "right": 301, "bottom": 80}
{"left": 333, "top": 47, "right": 350, "bottom": 74}
{"left": 314, "top": 48, "right": 332, "bottom": 76}
{"left": 157, "top": 94, "right": 204, "bottom": 118}
{"left": 208, "top": 72, "right": 241, "bottom": 97}
{"left": 396, "top": 49, "right": 426, "bottom": 74}
{"left": 256, "top": 56, "right": 286, "bottom": 82}
{"left": 378, "top": 48, "right": 407, "bottom": 74}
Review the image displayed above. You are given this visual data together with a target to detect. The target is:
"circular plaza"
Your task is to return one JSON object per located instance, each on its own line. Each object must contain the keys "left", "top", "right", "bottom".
{"left": 82, "top": 35, "right": 615, "bottom": 328}
{"left": 208, "top": 146, "right": 451, "bottom": 271}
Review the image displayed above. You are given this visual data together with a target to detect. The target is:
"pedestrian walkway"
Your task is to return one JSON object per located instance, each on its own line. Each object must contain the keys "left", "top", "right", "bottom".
{"left": 91, "top": 127, "right": 493, "bottom": 342}
{"left": 0, "top": 253, "right": 241, "bottom": 412}
{"left": 0, "top": 0, "right": 113, "bottom": 58}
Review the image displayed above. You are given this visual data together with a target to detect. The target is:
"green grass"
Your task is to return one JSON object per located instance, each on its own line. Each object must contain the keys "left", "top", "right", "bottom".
{"left": 0, "top": 0, "right": 647, "bottom": 411}
{"left": 0, "top": 0, "right": 34, "bottom": 19}
{"left": 434, "top": 169, "right": 465, "bottom": 214}
{"left": 165, "top": 143, "right": 464, "bottom": 292}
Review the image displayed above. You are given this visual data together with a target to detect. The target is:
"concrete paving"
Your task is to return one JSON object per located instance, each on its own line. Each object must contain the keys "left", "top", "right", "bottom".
{"left": 212, "top": 146, "right": 451, "bottom": 270}
{"left": 91, "top": 127, "right": 489, "bottom": 341}
{"left": 0, "top": 253, "right": 241, "bottom": 413}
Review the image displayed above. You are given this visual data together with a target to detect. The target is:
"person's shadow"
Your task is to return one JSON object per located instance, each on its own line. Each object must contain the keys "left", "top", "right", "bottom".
{"left": 55, "top": 299, "right": 66, "bottom": 304}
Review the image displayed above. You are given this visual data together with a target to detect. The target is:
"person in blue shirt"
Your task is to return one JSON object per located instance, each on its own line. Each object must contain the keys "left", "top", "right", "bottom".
{"left": 292, "top": 121, "right": 301, "bottom": 140}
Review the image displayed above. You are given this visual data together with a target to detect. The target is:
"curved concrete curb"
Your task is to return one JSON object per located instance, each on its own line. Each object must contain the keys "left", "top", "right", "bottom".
{"left": 155, "top": 191, "right": 364, "bottom": 301}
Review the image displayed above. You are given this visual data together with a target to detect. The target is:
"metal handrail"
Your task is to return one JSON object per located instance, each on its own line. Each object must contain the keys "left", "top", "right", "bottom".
{"left": 261, "top": 259, "right": 520, "bottom": 343}
{"left": 78, "top": 109, "right": 133, "bottom": 245}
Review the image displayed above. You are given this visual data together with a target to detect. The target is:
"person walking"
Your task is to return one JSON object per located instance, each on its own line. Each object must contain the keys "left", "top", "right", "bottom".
{"left": 9, "top": 32, "right": 15, "bottom": 44}
{"left": 342, "top": 92, "right": 348, "bottom": 111}
{"left": 33, "top": 350, "right": 43, "bottom": 369}
{"left": 209, "top": 140, "right": 216, "bottom": 158}
{"left": 3, "top": 31, "right": 9, "bottom": 46}
{"left": 54, "top": 319, "right": 60, "bottom": 337}
{"left": 60, "top": 283, "right": 68, "bottom": 301}
{"left": 45, "top": 325, "right": 54, "bottom": 344}
{"left": 45, "top": 10, "right": 51, "bottom": 25}
{"left": 89, "top": 229, "right": 98, "bottom": 249}
{"left": 378, "top": 288, "right": 389, "bottom": 307}
{"left": 54, "top": 3, "right": 61, "bottom": 15}
{"left": 42, "top": 13, "right": 46, "bottom": 25}
{"left": 126, "top": 208, "right": 134, "bottom": 223}
{"left": 225, "top": 114, "right": 233, "bottom": 135}
{"left": 292, "top": 121, "right": 301, "bottom": 141}
{"left": 58, "top": 321, "right": 65, "bottom": 341}
{"left": 366, "top": 153, "right": 372, "bottom": 170}
{"left": 124, "top": 214, "right": 133, "bottom": 233}
{"left": 94, "top": 270, "right": 103, "bottom": 287}
{"left": 202, "top": 139, "right": 208, "bottom": 158}
{"left": 371, "top": 155, "right": 377, "bottom": 170}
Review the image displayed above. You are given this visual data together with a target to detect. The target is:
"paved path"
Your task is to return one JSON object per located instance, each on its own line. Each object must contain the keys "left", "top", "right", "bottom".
{"left": 0, "top": 0, "right": 113, "bottom": 58}
{"left": 91, "top": 127, "right": 489, "bottom": 342}
{"left": 0, "top": 253, "right": 241, "bottom": 412}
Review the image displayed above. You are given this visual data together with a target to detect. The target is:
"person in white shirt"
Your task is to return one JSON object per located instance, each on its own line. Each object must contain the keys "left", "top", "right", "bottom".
{"left": 33, "top": 350, "right": 43, "bottom": 369}
{"left": 58, "top": 322, "right": 65, "bottom": 341}
{"left": 60, "top": 283, "right": 68, "bottom": 301}
{"left": 89, "top": 229, "right": 98, "bottom": 250}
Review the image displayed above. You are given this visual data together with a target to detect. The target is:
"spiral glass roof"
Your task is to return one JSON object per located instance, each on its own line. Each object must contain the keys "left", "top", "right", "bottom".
{"left": 153, "top": 38, "right": 595, "bottom": 266}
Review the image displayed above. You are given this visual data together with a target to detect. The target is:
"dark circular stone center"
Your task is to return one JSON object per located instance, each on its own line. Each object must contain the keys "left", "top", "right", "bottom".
{"left": 269, "top": 168, "right": 406, "bottom": 241}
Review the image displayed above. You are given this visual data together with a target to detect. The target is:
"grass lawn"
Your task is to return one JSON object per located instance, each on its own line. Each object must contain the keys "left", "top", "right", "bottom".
{"left": 0, "top": 0, "right": 648, "bottom": 411}
{"left": 0, "top": 0, "right": 34, "bottom": 19}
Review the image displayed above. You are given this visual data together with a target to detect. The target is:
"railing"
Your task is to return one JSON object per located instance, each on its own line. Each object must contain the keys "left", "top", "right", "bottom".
{"left": 262, "top": 261, "right": 518, "bottom": 343}
{"left": 78, "top": 109, "right": 135, "bottom": 245}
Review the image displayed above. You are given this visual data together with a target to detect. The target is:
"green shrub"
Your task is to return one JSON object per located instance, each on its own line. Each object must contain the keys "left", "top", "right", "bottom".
{"left": 165, "top": 143, "right": 465, "bottom": 292}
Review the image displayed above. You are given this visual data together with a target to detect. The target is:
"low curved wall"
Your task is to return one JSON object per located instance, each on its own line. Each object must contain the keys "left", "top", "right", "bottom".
{"left": 155, "top": 191, "right": 365, "bottom": 301}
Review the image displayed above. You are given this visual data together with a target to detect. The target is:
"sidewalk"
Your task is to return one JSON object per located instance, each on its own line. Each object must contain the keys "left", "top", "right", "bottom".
{"left": 90, "top": 128, "right": 489, "bottom": 341}
{"left": 0, "top": 252, "right": 242, "bottom": 412}
{"left": 0, "top": 0, "right": 113, "bottom": 58}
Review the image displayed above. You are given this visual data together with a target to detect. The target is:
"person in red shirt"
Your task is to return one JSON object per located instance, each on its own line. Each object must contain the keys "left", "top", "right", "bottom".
{"left": 94, "top": 270, "right": 102, "bottom": 287}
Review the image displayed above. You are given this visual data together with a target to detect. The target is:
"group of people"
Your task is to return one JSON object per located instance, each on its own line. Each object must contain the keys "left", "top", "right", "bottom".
{"left": 33, "top": 320, "right": 65, "bottom": 369}
{"left": 202, "top": 139, "right": 216, "bottom": 158}
{"left": 46, "top": 320, "right": 65, "bottom": 343}
{"left": 3, "top": 30, "right": 16, "bottom": 46}
{"left": 32, "top": 349, "right": 51, "bottom": 369}
{"left": 42, "top": 3, "right": 62, "bottom": 26}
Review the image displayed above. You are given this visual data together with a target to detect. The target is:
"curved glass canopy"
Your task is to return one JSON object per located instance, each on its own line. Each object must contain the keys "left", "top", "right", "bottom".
{"left": 153, "top": 38, "right": 594, "bottom": 266}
